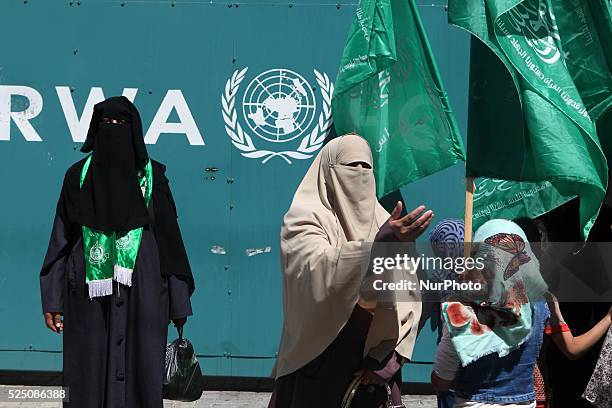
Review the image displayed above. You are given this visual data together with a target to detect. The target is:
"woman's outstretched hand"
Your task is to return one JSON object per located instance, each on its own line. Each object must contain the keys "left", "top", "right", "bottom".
{"left": 44, "top": 312, "right": 63, "bottom": 334}
{"left": 172, "top": 317, "right": 187, "bottom": 328}
{"left": 388, "top": 202, "right": 434, "bottom": 242}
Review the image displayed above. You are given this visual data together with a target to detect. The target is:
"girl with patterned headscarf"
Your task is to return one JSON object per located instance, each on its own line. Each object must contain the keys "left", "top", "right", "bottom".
{"left": 429, "top": 218, "right": 465, "bottom": 301}
{"left": 432, "top": 219, "right": 548, "bottom": 407}
{"left": 432, "top": 219, "right": 612, "bottom": 408}
{"left": 428, "top": 218, "right": 465, "bottom": 408}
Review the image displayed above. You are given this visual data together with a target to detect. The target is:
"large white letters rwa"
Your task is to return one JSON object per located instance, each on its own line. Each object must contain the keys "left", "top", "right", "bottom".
{"left": 144, "top": 89, "right": 204, "bottom": 146}
{"left": 0, "top": 85, "right": 205, "bottom": 146}
{"left": 0, "top": 85, "right": 44, "bottom": 142}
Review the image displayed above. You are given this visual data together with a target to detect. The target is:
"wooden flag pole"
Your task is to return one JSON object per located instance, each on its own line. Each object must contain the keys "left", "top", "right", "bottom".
{"left": 464, "top": 176, "right": 475, "bottom": 258}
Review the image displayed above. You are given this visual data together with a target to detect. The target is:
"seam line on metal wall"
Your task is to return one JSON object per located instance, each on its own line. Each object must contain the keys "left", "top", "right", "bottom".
{"left": 0, "top": 350, "right": 433, "bottom": 365}
{"left": 59, "top": 1, "right": 448, "bottom": 7}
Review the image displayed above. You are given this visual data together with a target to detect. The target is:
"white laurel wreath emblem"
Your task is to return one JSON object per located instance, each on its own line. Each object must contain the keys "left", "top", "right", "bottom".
{"left": 222, "top": 68, "right": 334, "bottom": 164}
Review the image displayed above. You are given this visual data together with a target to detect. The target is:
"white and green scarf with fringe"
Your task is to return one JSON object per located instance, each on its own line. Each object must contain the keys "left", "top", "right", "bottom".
{"left": 80, "top": 155, "right": 152, "bottom": 298}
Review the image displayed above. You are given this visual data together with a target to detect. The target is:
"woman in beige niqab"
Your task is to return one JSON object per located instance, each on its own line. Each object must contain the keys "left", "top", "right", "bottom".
{"left": 269, "top": 134, "right": 425, "bottom": 408}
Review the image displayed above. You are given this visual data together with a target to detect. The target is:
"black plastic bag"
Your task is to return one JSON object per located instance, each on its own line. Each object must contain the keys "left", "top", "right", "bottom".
{"left": 163, "top": 326, "right": 203, "bottom": 402}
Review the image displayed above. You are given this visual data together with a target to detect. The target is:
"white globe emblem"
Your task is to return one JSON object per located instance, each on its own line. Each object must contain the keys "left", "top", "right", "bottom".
{"left": 242, "top": 69, "right": 317, "bottom": 143}
{"left": 222, "top": 67, "right": 334, "bottom": 164}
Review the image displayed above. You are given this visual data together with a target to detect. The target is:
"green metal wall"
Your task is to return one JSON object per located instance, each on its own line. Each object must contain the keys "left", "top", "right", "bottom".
{"left": 0, "top": 0, "right": 469, "bottom": 382}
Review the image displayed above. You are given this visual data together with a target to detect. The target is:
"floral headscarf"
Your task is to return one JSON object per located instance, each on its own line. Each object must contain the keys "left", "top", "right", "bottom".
{"left": 441, "top": 219, "right": 548, "bottom": 366}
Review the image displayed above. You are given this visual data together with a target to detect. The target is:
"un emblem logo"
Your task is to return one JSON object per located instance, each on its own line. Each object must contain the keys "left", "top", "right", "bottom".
{"left": 222, "top": 67, "right": 333, "bottom": 164}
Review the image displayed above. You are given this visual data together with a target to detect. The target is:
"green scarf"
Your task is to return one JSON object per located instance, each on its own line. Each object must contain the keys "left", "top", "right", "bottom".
{"left": 79, "top": 156, "right": 153, "bottom": 298}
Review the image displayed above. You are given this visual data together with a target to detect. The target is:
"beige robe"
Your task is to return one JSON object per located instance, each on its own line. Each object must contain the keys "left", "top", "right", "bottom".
{"left": 274, "top": 134, "right": 421, "bottom": 378}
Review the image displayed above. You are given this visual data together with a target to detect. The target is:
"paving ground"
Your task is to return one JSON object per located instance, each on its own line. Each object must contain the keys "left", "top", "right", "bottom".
{"left": 0, "top": 386, "right": 437, "bottom": 407}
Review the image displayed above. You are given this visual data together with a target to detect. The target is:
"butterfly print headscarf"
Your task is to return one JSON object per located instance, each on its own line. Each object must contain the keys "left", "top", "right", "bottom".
{"left": 441, "top": 219, "right": 548, "bottom": 366}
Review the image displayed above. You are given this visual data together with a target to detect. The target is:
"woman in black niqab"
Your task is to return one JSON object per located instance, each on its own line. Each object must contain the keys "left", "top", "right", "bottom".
{"left": 40, "top": 96, "right": 196, "bottom": 408}
{"left": 77, "top": 96, "right": 150, "bottom": 232}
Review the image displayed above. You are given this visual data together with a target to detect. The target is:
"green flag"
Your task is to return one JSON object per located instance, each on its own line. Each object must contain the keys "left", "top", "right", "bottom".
{"left": 332, "top": 0, "right": 466, "bottom": 198}
{"left": 449, "top": 0, "right": 612, "bottom": 238}
{"left": 472, "top": 178, "right": 575, "bottom": 230}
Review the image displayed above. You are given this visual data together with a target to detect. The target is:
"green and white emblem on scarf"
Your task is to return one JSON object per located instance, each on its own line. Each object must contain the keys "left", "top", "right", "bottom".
{"left": 79, "top": 156, "right": 153, "bottom": 298}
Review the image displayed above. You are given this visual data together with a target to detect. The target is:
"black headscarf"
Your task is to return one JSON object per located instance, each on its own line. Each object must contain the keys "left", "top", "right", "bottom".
{"left": 76, "top": 96, "right": 150, "bottom": 232}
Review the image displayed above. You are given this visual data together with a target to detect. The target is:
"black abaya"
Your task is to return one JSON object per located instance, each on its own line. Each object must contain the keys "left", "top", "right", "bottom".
{"left": 268, "top": 305, "right": 402, "bottom": 408}
{"left": 40, "top": 160, "right": 194, "bottom": 408}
